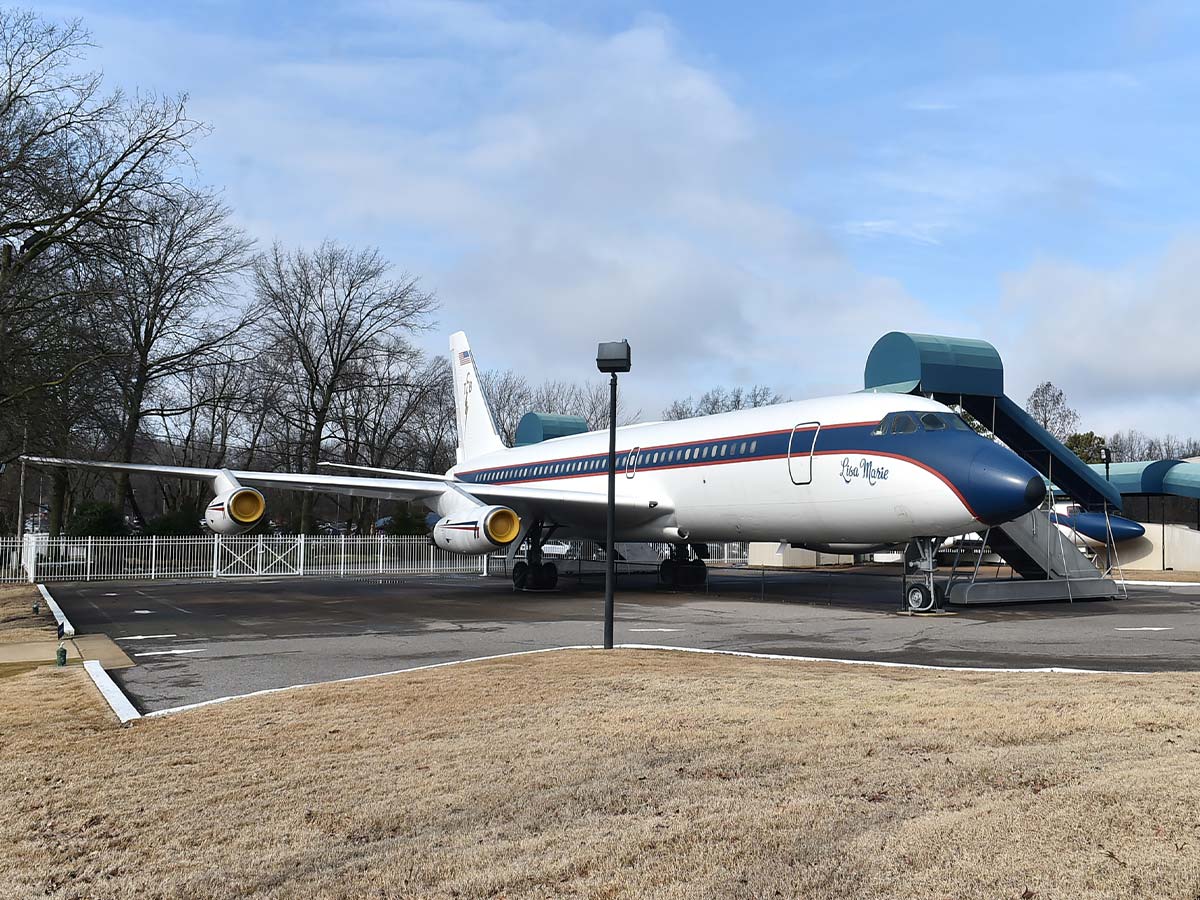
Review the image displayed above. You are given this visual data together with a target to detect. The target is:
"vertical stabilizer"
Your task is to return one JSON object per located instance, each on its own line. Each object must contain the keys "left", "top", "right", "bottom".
{"left": 449, "top": 331, "right": 506, "bottom": 464}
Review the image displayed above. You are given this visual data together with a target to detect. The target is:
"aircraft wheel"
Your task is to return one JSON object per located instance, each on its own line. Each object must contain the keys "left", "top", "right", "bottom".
{"left": 659, "top": 559, "right": 678, "bottom": 587}
{"left": 687, "top": 558, "right": 707, "bottom": 587}
{"left": 542, "top": 562, "right": 558, "bottom": 589}
{"left": 905, "top": 583, "right": 934, "bottom": 613}
{"left": 512, "top": 561, "right": 529, "bottom": 590}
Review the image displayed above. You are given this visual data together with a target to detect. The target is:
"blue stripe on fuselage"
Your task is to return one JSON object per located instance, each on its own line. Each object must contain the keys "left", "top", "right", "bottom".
{"left": 457, "top": 421, "right": 1038, "bottom": 525}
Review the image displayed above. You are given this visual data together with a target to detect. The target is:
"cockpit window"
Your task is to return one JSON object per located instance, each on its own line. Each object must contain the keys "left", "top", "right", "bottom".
{"left": 872, "top": 414, "right": 893, "bottom": 436}
{"left": 942, "top": 413, "right": 972, "bottom": 431}
{"left": 920, "top": 413, "right": 946, "bottom": 431}
{"left": 892, "top": 413, "right": 918, "bottom": 434}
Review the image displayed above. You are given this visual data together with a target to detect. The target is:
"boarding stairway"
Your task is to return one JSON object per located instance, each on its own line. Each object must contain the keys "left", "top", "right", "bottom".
{"left": 865, "top": 333, "right": 1122, "bottom": 604}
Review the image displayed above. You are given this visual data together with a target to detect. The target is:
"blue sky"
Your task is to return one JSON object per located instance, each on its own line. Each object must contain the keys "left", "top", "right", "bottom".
{"left": 47, "top": 1, "right": 1200, "bottom": 434}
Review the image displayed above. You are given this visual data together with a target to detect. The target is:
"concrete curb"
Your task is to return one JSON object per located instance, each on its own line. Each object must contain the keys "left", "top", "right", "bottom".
{"left": 145, "top": 642, "right": 1148, "bottom": 718}
{"left": 36, "top": 584, "right": 74, "bottom": 637}
{"left": 83, "top": 660, "right": 141, "bottom": 724}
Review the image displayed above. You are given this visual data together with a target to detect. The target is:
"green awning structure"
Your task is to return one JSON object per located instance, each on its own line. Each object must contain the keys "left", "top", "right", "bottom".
{"left": 1091, "top": 460, "right": 1200, "bottom": 500}
{"left": 863, "top": 331, "right": 1123, "bottom": 510}
{"left": 514, "top": 412, "right": 590, "bottom": 447}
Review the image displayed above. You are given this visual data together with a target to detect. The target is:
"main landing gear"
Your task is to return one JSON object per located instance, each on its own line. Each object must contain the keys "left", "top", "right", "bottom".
{"left": 903, "top": 537, "right": 943, "bottom": 612}
{"left": 658, "top": 543, "right": 707, "bottom": 589}
{"left": 512, "top": 519, "right": 558, "bottom": 591}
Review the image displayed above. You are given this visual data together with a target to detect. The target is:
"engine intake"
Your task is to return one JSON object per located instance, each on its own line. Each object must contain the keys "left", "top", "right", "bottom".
{"left": 205, "top": 487, "right": 266, "bottom": 535}
{"left": 432, "top": 505, "right": 521, "bottom": 555}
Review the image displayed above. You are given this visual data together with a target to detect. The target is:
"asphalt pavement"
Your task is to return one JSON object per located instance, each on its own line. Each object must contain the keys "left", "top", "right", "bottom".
{"left": 48, "top": 569, "right": 1200, "bottom": 714}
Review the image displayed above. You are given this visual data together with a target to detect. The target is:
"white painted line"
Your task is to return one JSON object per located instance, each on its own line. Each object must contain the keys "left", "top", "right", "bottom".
{"left": 1120, "top": 579, "right": 1200, "bottom": 587}
{"left": 1115, "top": 627, "right": 1174, "bottom": 632}
{"left": 131, "top": 610, "right": 153, "bottom": 615}
{"left": 116, "top": 634, "right": 178, "bottom": 641}
{"left": 617, "top": 645, "right": 1149, "bottom": 675}
{"left": 134, "top": 648, "right": 206, "bottom": 657}
{"left": 145, "top": 643, "right": 1148, "bottom": 719}
{"left": 82, "top": 660, "right": 140, "bottom": 724}
{"left": 628, "top": 628, "right": 681, "bottom": 632}
{"left": 36, "top": 584, "right": 75, "bottom": 638}
{"left": 103, "top": 592, "right": 117, "bottom": 597}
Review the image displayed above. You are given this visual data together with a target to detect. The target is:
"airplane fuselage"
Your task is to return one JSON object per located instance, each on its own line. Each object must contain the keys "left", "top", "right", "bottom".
{"left": 449, "top": 392, "right": 1045, "bottom": 547}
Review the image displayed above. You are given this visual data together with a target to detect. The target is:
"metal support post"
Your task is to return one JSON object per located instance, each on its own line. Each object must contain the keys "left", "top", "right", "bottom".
{"left": 604, "top": 372, "right": 618, "bottom": 650}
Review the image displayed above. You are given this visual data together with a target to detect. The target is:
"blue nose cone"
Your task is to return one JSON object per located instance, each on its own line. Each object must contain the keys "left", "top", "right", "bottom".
{"left": 966, "top": 443, "right": 1046, "bottom": 526}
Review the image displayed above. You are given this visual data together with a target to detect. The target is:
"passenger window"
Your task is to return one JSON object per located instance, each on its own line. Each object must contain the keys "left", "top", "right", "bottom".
{"left": 921, "top": 413, "right": 945, "bottom": 431}
{"left": 720, "top": 444, "right": 727, "bottom": 456}
{"left": 684, "top": 448, "right": 692, "bottom": 460}
{"left": 651, "top": 452, "right": 659, "bottom": 463}
{"left": 740, "top": 442, "right": 747, "bottom": 454}
{"left": 701, "top": 447, "right": 709, "bottom": 459}
{"left": 892, "top": 414, "right": 918, "bottom": 435}
{"left": 749, "top": 440, "right": 757, "bottom": 453}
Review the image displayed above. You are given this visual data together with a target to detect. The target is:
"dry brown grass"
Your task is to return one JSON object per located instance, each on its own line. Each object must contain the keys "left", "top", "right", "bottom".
{"left": 0, "top": 583, "right": 56, "bottom": 644}
{"left": 2, "top": 650, "right": 1200, "bottom": 899}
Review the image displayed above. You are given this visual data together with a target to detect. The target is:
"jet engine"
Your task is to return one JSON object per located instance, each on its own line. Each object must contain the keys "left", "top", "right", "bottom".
{"left": 431, "top": 505, "right": 521, "bottom": 555}
{"left": 204, "top": 487, "right": 266, "bottom": 535}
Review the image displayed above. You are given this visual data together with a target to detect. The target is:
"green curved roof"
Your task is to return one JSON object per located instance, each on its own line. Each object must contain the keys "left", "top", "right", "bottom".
{"left": 514, "top": 412, "right": 589, "bottom": 446}
{"left": 864, "top": 332, "right": 1004, "bottom": 397}
{"left": 1091, "top": 460, "right": 1200, "bottom": 500}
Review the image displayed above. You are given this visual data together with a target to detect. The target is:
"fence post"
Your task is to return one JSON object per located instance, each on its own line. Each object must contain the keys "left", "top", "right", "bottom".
{"left": 340, "top": 534, "right": 345, "bottom": 577}
{"left": 297, "top": 534, "right": 305, "bottom": 576}
{"left": 151, "top": 535, "right": 157, "bottom": 579}
{"left": 429, "top": 541, "right": 434, "bottom": 573}
{"left": 480, "top": 553, "right": 487, "bottom": 577}
{"left": 22, "top": 533, "right": 36, "bottom": 583}
{"left": 86, "top": 536, "right": 93, "bottom": 581}
{"left": 257, "top": 534, "right": 264, "bottom": 576}
{"left": 212, "top": 534, "right": 220, "bottom": 578}
{"left": 378, "top": 535, "right": 384, "bottom": 574}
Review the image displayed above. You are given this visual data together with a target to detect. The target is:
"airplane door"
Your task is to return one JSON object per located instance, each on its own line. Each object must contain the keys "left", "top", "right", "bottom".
{"left": 626, "top": 447, "right": 640, "bottom": 479}
{"left": 787, "top": 422, "right": 820, "bottom": 485}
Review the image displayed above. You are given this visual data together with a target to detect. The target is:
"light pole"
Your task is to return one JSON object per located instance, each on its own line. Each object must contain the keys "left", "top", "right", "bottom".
{"left": 596, "top": 340, "right": 631, "bottom": 650}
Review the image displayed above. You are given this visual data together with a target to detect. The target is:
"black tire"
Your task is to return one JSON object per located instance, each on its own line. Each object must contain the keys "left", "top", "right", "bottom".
{"left": 512, "top": 561, "right": 529, "bottom": 590}
{"left": 659, "top": 559, "right": 678, "bottom": 587}
{"left": 542, "top": 561, "right": 558, "bottom": 589}
{"left": 905, "top": 582, "right": 933, "bottom": 612}
{"left": 687, "top": 558, "right": 707, "bottom": 587}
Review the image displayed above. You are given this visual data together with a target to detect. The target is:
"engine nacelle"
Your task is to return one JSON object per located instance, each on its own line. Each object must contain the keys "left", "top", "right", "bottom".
{"left": 205, "top": 487, "right": 266, "bottom": 535}
{"left": 431, "top": 506, "right": 521, "bottom": 555}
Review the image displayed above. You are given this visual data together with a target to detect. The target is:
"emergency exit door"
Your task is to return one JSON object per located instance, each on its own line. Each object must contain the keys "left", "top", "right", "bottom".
{"left": 787, "top": 422, "right": 820, "bottom": 485}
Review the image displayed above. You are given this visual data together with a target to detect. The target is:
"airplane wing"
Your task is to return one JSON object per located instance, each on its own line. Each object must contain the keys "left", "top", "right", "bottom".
{"left": 21, "top": 457, "right": 671, "bottom": 528}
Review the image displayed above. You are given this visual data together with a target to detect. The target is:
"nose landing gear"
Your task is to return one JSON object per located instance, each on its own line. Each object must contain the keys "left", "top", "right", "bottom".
{"left": 903, "top": 537, "right": 943, "bottom": 613}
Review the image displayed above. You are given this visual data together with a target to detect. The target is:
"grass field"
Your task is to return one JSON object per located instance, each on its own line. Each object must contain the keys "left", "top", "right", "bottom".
{"left": 0, "top": 584, "right": 56, "bottom": 644}
{"left": 3, "top": 649, "right": 1200, "bottom": 899}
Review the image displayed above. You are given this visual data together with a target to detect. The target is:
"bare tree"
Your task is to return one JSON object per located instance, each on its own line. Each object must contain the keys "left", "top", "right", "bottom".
{"left": 253, "top": 240, "right": 436, "bottom": 532}
{"left": 86, "top": 188, "right": 254, "bottom": 521}
{"left": 480, "top": 369, "right": 532, "bottom": 446}
{"left": 0, "top": 10, "right": 203, "bottom": 423}
{"left": 662, "top": 384, "right": 782, "bottom": 420}
{"left": 1025, "top": 382, "right": 1080, "bottom": 442}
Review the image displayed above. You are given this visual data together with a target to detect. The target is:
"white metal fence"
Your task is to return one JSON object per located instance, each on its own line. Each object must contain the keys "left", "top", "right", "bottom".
{"left": 0, "top": 535, "right": 749, "bottom": 584}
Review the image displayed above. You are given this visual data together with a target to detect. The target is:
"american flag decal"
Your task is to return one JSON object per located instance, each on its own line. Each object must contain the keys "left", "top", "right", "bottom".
{"left": 457, "top": 349, "right": 472, "bottom": 366}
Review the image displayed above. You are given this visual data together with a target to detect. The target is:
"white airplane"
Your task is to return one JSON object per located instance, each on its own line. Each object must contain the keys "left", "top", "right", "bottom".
{"left": 25, "top": 331, "right": 1046, "bottom": 611}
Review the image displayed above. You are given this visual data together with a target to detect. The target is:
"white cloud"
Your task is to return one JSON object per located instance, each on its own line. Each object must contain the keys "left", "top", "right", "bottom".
{"left": 998, "top": 237, "right": 1200, "bottom": 437}
{"left": 65, "top": 2, "right": 1001, "bottom": 416}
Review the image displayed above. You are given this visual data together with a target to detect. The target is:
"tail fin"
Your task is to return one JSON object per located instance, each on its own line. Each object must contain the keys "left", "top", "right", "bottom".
{"left": 449, "top": 331, "right": 506, "bottom": 464}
